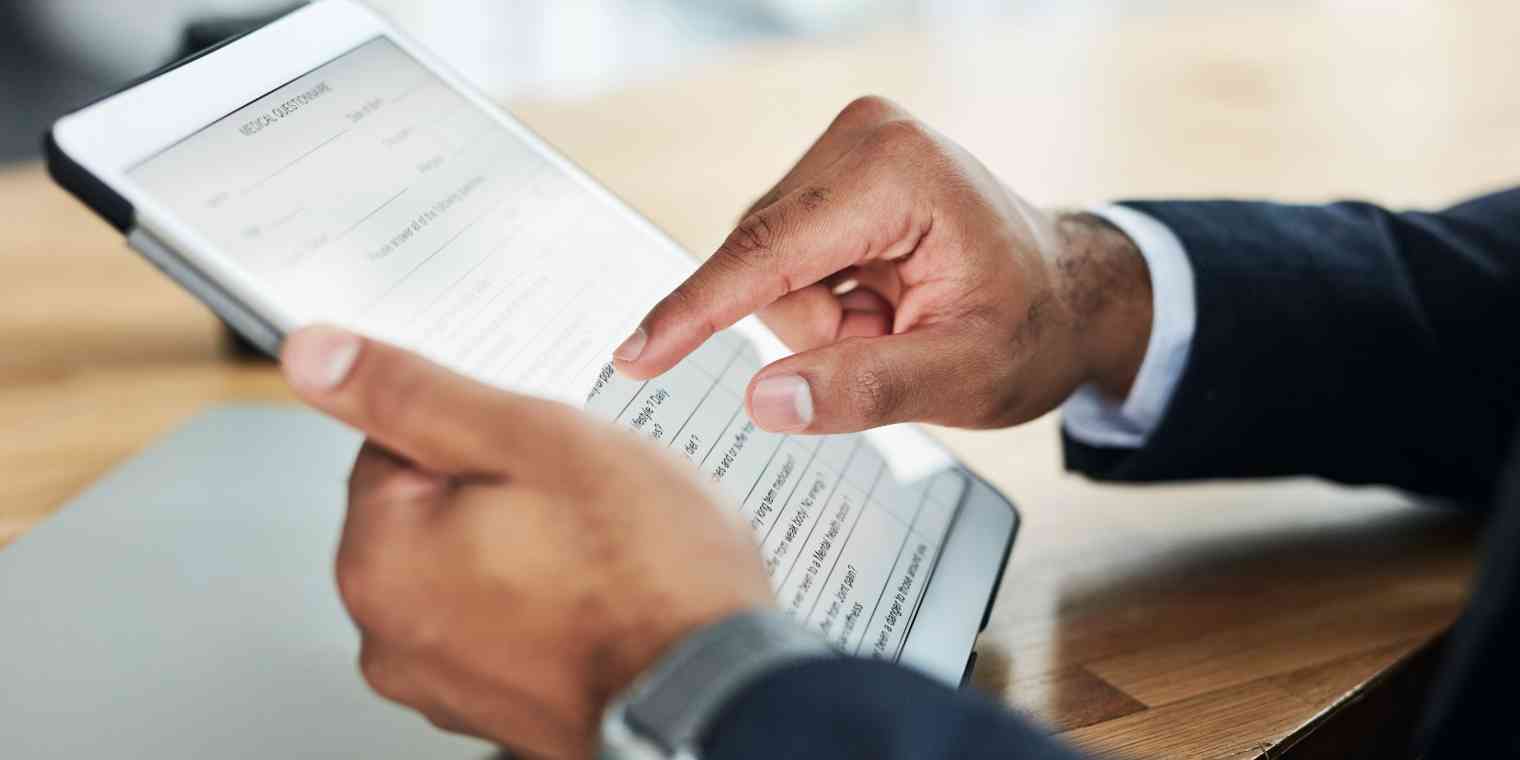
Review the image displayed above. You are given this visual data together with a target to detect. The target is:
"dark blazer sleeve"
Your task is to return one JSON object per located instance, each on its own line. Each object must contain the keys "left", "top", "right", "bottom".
{"left": 700, "top": 659, "right": 1086, "bottom": 760}
{"left": 1416, "top": 436, "right": 1520, "bottom": 755}
{"left": 1064, "top": 188, "right": 1520, "bottom": 506}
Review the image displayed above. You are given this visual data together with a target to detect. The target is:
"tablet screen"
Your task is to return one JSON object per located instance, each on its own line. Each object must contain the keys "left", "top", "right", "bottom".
{"left": 129, "top": 36, "right": 966, "bottom": 658}
{"left": 131, "top": 37, "right": 680, "bottom": 399}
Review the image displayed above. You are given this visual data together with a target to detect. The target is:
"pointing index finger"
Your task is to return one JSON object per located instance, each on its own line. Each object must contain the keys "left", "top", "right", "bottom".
{"left": 614, "top": 162, "right": 931, "bottom": 380}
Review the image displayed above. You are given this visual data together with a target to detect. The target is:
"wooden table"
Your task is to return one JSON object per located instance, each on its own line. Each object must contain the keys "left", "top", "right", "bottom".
{"left": 6, "top": 1, "right": 1515, "bottom": 756}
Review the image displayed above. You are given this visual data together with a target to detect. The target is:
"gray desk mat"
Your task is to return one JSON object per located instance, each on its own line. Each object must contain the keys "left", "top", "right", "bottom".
{"left": 0, "top": 405, "right": 494, "bottom": 758}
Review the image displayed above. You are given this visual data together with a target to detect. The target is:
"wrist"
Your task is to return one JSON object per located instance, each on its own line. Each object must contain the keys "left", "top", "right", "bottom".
{"left": 1054, "top": 211, "right": 1153, "bottom": 401}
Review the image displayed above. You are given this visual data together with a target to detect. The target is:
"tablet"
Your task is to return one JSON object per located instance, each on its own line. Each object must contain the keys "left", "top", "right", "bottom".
{"left": 47, "top": 0, "right": 1016, "bottom": 689}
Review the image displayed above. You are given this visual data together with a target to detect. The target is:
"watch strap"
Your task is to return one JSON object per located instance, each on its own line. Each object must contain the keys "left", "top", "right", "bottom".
{"left": 609, "top": 610, "right": 834, "bottom": 757}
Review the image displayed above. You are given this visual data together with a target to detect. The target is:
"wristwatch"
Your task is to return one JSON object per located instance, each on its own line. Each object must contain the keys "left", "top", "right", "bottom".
{"left": 600, "top": 610, "right": 836, "bottom": 759}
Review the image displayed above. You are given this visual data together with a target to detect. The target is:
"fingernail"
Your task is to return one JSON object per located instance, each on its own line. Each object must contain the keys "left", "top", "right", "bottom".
{"left": 284, "top": 327, "right": 361, "bottom": 393}
{"left": 614, "top": 327, "right": 648, "bottom": 362}
{"left": 750, "top": 374, "right": 813, "bottom": 432}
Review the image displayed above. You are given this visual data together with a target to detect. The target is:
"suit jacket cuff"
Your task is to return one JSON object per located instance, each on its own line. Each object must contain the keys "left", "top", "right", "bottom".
{"left": 1060, "top": 204, "right": 1197, "bottom": 449}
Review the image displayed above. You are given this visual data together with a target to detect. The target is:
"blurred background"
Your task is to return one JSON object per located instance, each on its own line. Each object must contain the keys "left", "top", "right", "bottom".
{"left": 11, "top": 0, "right": 1060, "bottom": 162}
{"left": 0, "top": 0, "right": 1396, "bottom": 163}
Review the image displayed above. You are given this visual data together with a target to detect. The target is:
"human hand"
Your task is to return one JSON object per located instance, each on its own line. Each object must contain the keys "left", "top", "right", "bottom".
{"left": 280, "top": 326, "right": 774, "bottom": 759}
{"left": 613, "top": 96, "right": 1152, "bottom": 434}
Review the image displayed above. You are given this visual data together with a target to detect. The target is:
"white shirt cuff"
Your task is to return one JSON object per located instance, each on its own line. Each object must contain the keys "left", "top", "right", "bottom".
{"left": 1060, "top": 204, "right": 1197, "bottom": 449}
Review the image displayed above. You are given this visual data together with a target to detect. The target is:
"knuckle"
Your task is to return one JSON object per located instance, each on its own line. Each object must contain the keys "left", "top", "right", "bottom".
{"left": 744, "top": 189, "right": 780, "bottom": 219}
{"left": 423, "top": 710, "right": 469, "bottom": 735}
{"left": 838, "top": 94, "right": 899, "bottom": 127}
{"left": 864, "top": 118, "right": 932, "bottom": 157}
{"left": 358, "top": 646, "right": 410, "bottom": 703}
{"left": 713, "top": 209, "right": 797, "bottom": 298}
{"left": 335, "top": 549, "right": 405, "bottom": 631}
{"left": 338, "top": 556, "right": 441, "bottom": 650}
{"left": 722, "top": 212, "right": 779, "bottom": 259}
{"left": 711, "top": 227, "right": 770, "bottom": 283}
{"left": 335, "top": 553, "right": 383, "bottom": 623}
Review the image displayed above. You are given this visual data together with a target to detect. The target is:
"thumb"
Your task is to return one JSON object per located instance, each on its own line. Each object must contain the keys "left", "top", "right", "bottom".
{"left": 745, "top": 325, "right": 981, "bottom": 434}
{"left": 280, "top": 325, "right": 565, "bottom": 476}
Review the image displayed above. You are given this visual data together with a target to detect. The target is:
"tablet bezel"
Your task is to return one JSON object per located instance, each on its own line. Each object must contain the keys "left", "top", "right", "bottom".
{"left": 899, "top": 472, "right": 1018, "bottom": 683}
{"left": 48, "top": 0, "right": 1017, "bottom": 686}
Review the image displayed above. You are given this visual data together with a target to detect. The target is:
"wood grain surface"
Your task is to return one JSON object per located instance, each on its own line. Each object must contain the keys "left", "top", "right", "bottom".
{"left": 5, "top": 1, "right": 1515, "bottom": 756}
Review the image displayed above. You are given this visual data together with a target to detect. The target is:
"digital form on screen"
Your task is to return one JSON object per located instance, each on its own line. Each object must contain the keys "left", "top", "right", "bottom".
{"left": 128, "top": 37, "right": 967, "bottom": 658}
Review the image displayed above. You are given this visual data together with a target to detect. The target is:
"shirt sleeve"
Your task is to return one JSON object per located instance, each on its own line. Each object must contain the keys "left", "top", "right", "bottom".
{"left": 1059, "top": 204, "right": 1197, "bottom": 449}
